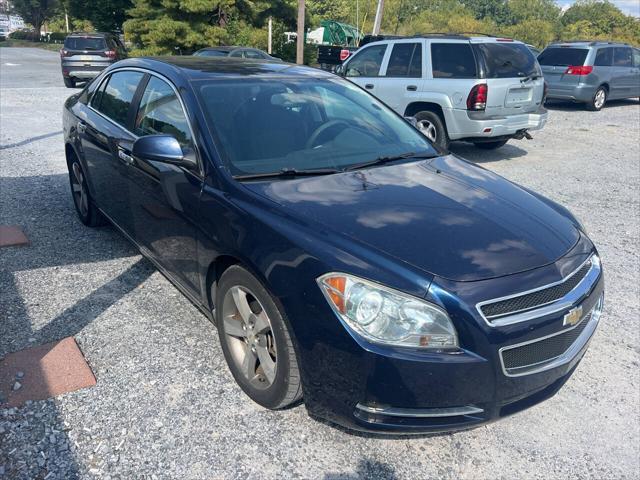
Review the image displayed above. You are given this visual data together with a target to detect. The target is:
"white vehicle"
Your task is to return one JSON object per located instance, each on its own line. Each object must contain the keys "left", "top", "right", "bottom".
{"left": 338, "top": 34, "right": 548, "bottom": 150}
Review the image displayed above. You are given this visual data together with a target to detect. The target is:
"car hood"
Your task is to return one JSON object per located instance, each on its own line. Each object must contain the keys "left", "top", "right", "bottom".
{"left": 243, "top": 155, "right": 580, "bottom": 281}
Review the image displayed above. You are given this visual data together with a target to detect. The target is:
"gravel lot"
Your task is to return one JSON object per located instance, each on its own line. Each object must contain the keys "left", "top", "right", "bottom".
{"left": 1, "top": 47, "right": 639, "bottom": 480}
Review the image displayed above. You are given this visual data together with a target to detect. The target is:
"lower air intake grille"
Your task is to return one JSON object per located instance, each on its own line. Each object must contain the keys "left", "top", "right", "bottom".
{"left": 501, "top": 312, "right": 592, "bottom": 375}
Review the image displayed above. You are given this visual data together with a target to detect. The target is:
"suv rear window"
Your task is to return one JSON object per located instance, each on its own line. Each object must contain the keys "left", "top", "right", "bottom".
{"left": 431, "top": 43, "right": 477, "bottom": 78}
{"left": 476, "top": 43, "right": 538, "bottom": 78}
{"left": 64, "top": 36, "right": 107, "bottom": 51}
{"left": 538, "top": 48, "right": 588, "bottom": 66}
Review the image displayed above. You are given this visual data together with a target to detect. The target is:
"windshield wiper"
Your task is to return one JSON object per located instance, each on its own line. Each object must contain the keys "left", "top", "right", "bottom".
{"left": 234, "top": 167, "right": 340, "bottom": 181}
{"left": 345, "top": 151, "right": 438, "bottom": 172}
{"left": 520, "top": 73, "right": 542, "bottom": 83}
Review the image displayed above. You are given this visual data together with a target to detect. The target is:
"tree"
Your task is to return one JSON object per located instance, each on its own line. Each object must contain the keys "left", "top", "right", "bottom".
{"left": 561, "top": 0, "right": 640, "bottom": 44}
{"left": 11, "top": 0, "right": 59, "bottom": 35}
{"left": 462, "top": 0, "right": 512, "bottom": 25}
{"left": 66, "top": 0, "right": 132, "bottom": 32}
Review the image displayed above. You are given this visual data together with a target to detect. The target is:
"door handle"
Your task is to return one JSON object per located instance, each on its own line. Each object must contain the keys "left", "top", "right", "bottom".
{"left": 365, "top": 83, "right": 374, "bottom": 89}
{"left": 117, "top": 147, "right": 135, "bottom": 165}
{"left": 406, "top": 85, "right": 417, "bottom": 91}
{"left": 77, "top": 121, "right": 86, "bottom": 134}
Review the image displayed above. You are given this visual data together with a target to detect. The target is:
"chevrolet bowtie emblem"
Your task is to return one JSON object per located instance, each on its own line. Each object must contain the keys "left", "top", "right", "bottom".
{"left": 563, "top": 306, "right": 583, "bottom": 327}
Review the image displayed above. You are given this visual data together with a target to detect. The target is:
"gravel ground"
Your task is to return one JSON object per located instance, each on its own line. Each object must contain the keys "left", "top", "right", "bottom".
{"left": 1, "top": 47, "right": 639, "bottom": 480}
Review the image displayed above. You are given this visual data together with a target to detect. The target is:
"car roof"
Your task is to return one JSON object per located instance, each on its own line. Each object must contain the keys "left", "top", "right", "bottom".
{"left": 197, "top": 46, "right": 239, "bottom": 52}
{"left": 546, "top": 41, "right": 630, "bottom": 48}
{"left": 111, "top": 56, "right": 333, "bottom": 81}
{"left": 66, "top": 32, "right": 112, "bottom": 38}
{"left": 361, "top": 34, "right": 526, "bottom": 45}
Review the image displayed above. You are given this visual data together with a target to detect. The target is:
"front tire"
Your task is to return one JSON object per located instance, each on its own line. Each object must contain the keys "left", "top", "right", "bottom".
{"left": 587, "top": 86, "right": 607, "bottom": 111}
{"left": 68, "top": 157, "right": 105, "bottom": 227}
{"left": 415, "top": 110, "right": 449, "bottom": 150}
{"left": 474, "top": 140, "right": 508, "bottom": 150}
{"left": 63, "top": 77, "right": 76, "bottom": 88}
{"left": 216, "top": 265, "right": 302, "bottom": 409}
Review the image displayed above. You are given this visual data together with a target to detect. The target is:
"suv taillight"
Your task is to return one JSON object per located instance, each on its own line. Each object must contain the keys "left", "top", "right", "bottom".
{"left": 565, "top": 65, "right": 593, "bottom": 75}
{"left": 467, "top": 84, "right": 488, "bottom": 111}
{"left": 60, "top": 49, "right": 70, "bottom": 58}
{"left": 105, "top": 50, "right": 117, "bottom": 59}
{"left": 339, "top": 49, "right": 351, "bottom": 62}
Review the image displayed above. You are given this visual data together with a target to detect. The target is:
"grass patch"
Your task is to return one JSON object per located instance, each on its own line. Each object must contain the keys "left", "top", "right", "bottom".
{"left": 0, "top": 39, "right": 63, "bottom": 52}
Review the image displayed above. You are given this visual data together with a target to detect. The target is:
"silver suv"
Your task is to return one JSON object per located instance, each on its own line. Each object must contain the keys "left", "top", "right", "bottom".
{"left": 539, "top": 41, "right": 640, "bottom": 111}
{"left": 338, "top": 35, "right": 547, "bottom": 150}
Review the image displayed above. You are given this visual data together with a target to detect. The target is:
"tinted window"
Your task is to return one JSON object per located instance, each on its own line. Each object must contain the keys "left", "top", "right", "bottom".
{"left": 613, "top": 47, "right": 632, "bottom": 67}
{"left": 476, "top": 43, "right": 538, "bottom": 78}
{"left": 538, "top": 48, "right": 588, "bottom": 66}
{"left": 64, "top": 36, "right": 107, "bottom": 51}
{"left": 385, "top": 43, "right": 422, "bottom": 78}
{"left": 345, "top": 45, "right": 386, "bottom": 77}
{"left": 633, "top": 49, "right": 640, "bottom": 68}
{"left": 195, "top": 49, "right": 229, "bottom": 57}
{"left": 594, "top": 48, "right": 613, "bottom": 66}
{"left": 431, "top": 43, "right": 477, "bottom": 78}
{"left": 244, "top": 50, "right": 265, "bottom": 59}
{"left": 195, "top": 78, "right": 436, "bottom": 176}
{"left": 94, "top": 71, "right": 144, "bottom": 126}
{"left": 134, "top": 77, "right": 192, "bottom": 147}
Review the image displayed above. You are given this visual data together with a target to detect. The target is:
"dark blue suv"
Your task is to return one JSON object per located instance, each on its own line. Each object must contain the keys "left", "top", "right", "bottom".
{"left": 63, "top": 57, "right": 604, "bottom": 434}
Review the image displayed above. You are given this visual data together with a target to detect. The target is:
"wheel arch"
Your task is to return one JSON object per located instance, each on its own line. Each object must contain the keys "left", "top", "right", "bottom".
{"left": 404, "top": 102, "right": 449, "bottom": 130}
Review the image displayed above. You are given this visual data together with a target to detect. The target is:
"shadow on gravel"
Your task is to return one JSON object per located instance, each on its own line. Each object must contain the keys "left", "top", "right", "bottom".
{"left": 0, "top": 172, "right": 152, "bottom": 478}
{"left": 448, "top": 141, "right": 529, "bottom": 164}
{"left": 0, "top": 130, "right": 64, "bottom": 150}
{"left": 545, "top": 98, "right": 640, "bottom": 111}
{"left": 324, "top": 458, "right": 398, "bottom": 480}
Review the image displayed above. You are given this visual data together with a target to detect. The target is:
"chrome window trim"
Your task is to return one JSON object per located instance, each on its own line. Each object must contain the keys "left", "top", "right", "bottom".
{"left": 355, "top": 404, "right": 483, "bottom": 418}
{"left": 498, "top": 294, "right": 602, "bottom": 377}
{"left": 84, "top": 66, "right": 203, "bottom": 176}
{"left": 475, "top": 254, "right": 600, "bottom": 327}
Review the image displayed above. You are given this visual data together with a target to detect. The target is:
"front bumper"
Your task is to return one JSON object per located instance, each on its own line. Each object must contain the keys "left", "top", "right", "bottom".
{"left": 446, "top": 106, "right": 548, "bottom": 140}
{"left": 296, "top": 245, "right": 603, "bottom": 435}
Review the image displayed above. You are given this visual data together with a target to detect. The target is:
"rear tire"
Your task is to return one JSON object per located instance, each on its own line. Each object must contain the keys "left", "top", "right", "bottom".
{"left": 215, "top": 265, "right": 302, "bottom": 410}
{"left": 587, "top": 86, "right": 607, "bottom": 111}
{"left": 415, "top": 110, "right": 449, "bottom": 151}
{"left": 63, "top": 77, "right": 76, "bottom": 88}
{"left": 474, "top": 140, "right": 508, "bottom": 150}
{"left": 68, "top": 156, "right": 106, "bottom": 227}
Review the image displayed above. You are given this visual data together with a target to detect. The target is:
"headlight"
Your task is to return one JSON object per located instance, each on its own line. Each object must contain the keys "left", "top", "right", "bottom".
{"left": 317, "top": 273, "right": 458, "bottom": 350}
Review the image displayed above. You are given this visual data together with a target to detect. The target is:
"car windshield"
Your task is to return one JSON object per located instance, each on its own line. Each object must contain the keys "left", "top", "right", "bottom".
{"left": 64, "top": 37, "right": 107, "bottom": 51}
{"left": 476, "top": 43, "right": 539, "bottom": 78}
{"left": 538, "top": 48, "right": 589, "bottom": 66}
{"left": 195, "top": 77, "right": 438, "bottom": 177}
{"left": 195, "top": 50, "right": 230, "bottom": 57}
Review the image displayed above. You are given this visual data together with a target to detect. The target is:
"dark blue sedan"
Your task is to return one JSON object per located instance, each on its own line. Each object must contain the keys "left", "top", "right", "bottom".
{"left": 62, "top": 57, "right": 604, "bottom": 434}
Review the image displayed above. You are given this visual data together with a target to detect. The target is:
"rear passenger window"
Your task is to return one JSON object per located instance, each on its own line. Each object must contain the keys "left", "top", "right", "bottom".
{"left": 345, "top": 45, "right": 386, "bottom": 77}
{"left": 134, "top": 77, "right": 192, "bottom": 147}
{"left": 94, "top": 71, "right": 144, "bottom": 126}
{"left": 385, "top": 43, "right": 422, "bottom": 78}
{"left": 431, "top": 43, "right": 477, "bottom": 78}
{"left": 633, "top": 49, "right": 640, "bottom": 68}
{"left": 594, "top": 48, "right": 613, "bottom": 66}
{"left": 613, "top": 47, "right": 632, "bottom": 67}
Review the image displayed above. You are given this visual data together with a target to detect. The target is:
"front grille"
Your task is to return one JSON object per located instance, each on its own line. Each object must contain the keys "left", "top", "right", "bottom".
{"left": 481, "top": 260, "right": 592, "bottom": 320}
{"left": 501, "top": 312, "right": 592, "bottom": 375}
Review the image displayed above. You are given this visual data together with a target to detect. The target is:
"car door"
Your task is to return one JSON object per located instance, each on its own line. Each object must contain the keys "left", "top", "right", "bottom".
{"left": 343, "top": 43, "right": 388, "bottom": 96}
{"left": 80, "top": 70, "right": 145, "bottom": 234}
{"left": 611, "top": 47, "right": 634, "bottom": 98}
{"left": 126, "top": 74, "right": 202, "bottom": 294}
{"left": 375, "top": 41, "right": 425, "bottom": 113}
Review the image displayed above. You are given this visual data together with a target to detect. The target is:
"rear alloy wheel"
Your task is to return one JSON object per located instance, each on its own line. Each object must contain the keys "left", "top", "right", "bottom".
{"left": 68, "top": 158, "right": 105, "bottom": 227}
{"left": 63, "top": 77, "right": 76, "bottom": 88}
{"left": 415, "top": 110, "right": 449, "bottom": 150}
{"left": 216, "top": 266, "right": 302, "bottom": 409}
{"left": 474, "top": 140, "right": 509, "bottom": 150}
{"left": 587, "top": 87, "right": 607, "bottom": 111}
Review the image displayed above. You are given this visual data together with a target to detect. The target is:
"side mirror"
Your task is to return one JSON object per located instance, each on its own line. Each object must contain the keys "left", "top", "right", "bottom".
{"left": 132, "top": 135, "right": 191, "bottom": 167}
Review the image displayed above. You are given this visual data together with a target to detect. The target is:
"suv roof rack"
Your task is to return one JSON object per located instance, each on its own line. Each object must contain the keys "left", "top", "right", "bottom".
{"left": 549, "top": 40, "right": 629, "bottom": 46}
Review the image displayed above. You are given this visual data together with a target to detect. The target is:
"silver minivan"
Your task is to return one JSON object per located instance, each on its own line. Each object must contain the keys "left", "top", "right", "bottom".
{"left": 338, "top": 35, "right": 547, "bottom": 150}
{"left": 539, "top": 41, "right": 640, "bottom": 111}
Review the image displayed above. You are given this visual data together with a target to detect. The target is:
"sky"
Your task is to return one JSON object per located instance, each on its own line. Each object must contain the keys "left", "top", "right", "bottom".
{"left": 557, "top": 0, "right": 640, "bottom": 17}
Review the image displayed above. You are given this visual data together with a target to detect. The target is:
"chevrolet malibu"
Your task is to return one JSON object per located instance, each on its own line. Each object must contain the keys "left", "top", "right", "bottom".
{"left": 63, "top": 57, "right": 604, "bottom": 434}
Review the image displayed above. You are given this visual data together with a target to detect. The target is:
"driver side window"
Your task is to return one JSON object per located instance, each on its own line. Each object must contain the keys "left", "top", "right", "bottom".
{"left": 345, "top": 45, "right": 387, "bottom": 78}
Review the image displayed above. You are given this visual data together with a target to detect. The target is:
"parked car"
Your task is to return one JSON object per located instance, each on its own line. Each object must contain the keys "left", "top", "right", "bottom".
{"left": 63, "top": 57, "right": 604, "bottom": 435}
{"left": 193, "top": 46, "right": 280, "bottom": 61}
{"left": 60, "top": 32, "right": 127, "bottom": 88}
{"left": 526, "top": 44, "right": 541, "bottom": 56}
{"left": 0, "top": 27, "right": 9, "bottom": 40}
{"left": 337, "top": 34, "right": 547, "bottom": 150}
{"left": 538, "top": 41, "right": 640, "bottom": 110}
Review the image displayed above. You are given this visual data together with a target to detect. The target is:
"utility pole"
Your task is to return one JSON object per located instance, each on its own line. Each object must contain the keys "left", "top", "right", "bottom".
{"left": 268, "top": 17, "right": 272, "bottom": 54}
{"left": 296, "top": 0, "right": 305, "bottom": 64}
{"left": 372, "top": 0, "right": 384, "bottom": 35}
